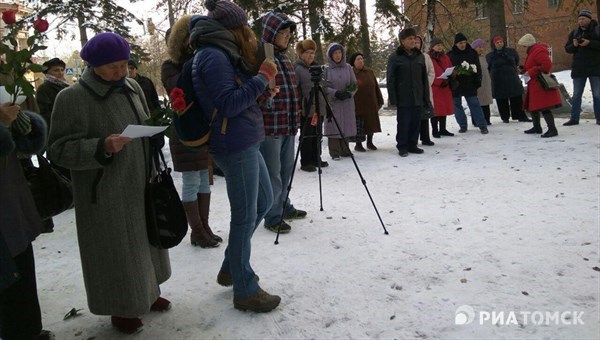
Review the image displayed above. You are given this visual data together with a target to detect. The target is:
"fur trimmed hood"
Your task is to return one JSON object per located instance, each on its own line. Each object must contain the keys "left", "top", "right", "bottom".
{"left": 167, "top": 15, "right": 192, "bottom": 64}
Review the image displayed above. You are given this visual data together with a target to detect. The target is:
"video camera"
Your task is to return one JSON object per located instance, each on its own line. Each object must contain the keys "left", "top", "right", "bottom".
{"left": 309, "top": 64, "right": 328, "bottom": 82}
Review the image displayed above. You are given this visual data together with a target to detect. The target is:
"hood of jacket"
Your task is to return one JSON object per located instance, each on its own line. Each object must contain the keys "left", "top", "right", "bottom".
{"left": 327, "top": 43, "right": 346, "bottom": 68}
{"left": 189, "top": 15, "right": 253, "bottom": 74}
{"left": 79, "top": 67, "right": 139, "bottom": 100}
{"left": 395, "top": 45, "right": 422, "bottom": 58}
{"left": 261, "top": 12, "right": 296, "bottom": 51}
{"left": 167, "top": 14, "right": 193, "bottom": 64}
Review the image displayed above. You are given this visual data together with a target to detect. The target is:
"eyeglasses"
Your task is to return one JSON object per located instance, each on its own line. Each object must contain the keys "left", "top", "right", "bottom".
{"left": 277, "top": 31, "right": 292, "bottom": 38}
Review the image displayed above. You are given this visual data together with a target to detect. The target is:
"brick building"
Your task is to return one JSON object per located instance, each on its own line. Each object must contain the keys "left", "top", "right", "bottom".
{"left": 403, "top": 0, "right": 598, "bottom": 71}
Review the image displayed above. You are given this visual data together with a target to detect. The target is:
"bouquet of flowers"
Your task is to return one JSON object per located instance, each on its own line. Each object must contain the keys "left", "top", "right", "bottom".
{"left": 454, "top": 61, "right": 477, "bottom": 76}
{"left": 145, "top": 87, "right": 191, "bottom": 138}
{"left": 344, "top": 81, "right": 358, "bottom": 94}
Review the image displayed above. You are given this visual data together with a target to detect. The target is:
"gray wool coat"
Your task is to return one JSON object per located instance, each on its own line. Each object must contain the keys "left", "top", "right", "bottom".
{"left": 47, "top": 67, "right": 171, "bottom": 317}
{"left": 477, "top": 55, "right": 493, "bottom": 106}
{"left": 324, "top": 43, "right": 357, "bottom": 138}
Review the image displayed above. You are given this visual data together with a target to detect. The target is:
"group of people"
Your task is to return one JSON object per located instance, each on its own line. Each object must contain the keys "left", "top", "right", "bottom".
{"left": 1, "top": 0, "right": 598, "bottom": 337}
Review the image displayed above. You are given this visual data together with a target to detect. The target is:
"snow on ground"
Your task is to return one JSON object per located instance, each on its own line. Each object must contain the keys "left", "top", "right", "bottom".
{"left": 33, "top": 71, "right": 599, "bottom": 339}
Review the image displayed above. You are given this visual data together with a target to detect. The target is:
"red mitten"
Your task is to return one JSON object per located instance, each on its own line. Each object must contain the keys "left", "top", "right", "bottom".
{"left": 258, "top": 58, "right": 277, "bottom": 83}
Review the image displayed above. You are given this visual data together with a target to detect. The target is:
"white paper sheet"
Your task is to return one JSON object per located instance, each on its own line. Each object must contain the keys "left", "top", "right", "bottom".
{"left": 120, "top": 125, "right": 168, "bottom": 139}
{"left": 522, "top": 72, "right": 531, "bottom": 84}
{"left": 436, "top": 66, "right": 456, "bottom": 80}
{"left": 0, "top": 86, "right": 27, "bottom": 105}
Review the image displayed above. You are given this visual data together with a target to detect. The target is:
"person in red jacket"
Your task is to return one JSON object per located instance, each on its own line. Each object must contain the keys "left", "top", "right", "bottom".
{"left": 518, "top": 34, "right": 561, "bottom": 138}
{"left": 427, "top": 38, "right": 455, "bottom": 138}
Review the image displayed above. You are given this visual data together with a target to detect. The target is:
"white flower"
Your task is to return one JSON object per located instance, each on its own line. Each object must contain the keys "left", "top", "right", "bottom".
{"left": 471, "top": 64, "right": 477, "bottom": 73}
{"left": 461, "top": 61, "right": 469, "bottom": 68}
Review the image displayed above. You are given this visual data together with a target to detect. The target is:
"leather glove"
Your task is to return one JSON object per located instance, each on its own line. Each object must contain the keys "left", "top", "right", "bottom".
{"left": 334, "top": 90, "right": 346, "bottom": 100}
{"left": 343, "top": 91, "right": 353, "bottom": 100}
{"left": 440, "top": 79, "right": 449, "bottom": 88}
{"left": 258, "top": 58, "right": 277, "bottom": 83}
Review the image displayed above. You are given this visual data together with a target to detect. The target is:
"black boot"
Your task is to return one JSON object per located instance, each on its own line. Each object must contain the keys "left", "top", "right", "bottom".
{"left": 439, "top": 116, "right": 454, "bottom": 136}
{"left": 524, "top": 111, "right": 542, "bottom": 134}
{"left": 541, "top": 111, "right": 558, "bottom": 138}
{"left": 366, "top": 134, "right": 377, "bottom": 150}
{"left": 431, "top": 117, "right": 440, "bottom": 138}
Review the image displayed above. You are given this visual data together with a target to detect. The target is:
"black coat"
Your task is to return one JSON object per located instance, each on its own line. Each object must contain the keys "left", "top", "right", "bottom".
{"left": 386, "top": 47, "right": 430, "bottom": 109}
{"left": 36, "top": 80, "right": 69, "bottom": 125}
{"left": 448, "top": 44, "right": 482, "bottom": 97}
{"left": 565, "top": 20, "right": 600, "bottom": 78}
{"left": 134, "top": 74, "right": 161, "bottom": 112}
{"left": 485, "top": 47, "right": 524, "bottom": 99}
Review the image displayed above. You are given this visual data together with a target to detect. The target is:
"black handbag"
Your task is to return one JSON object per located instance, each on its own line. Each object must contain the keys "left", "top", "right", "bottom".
{"left": 23, "top": 154, "right": 73, "bottom": 220}
{"left": 145, "top": 143, "right": 188, "bottom": 249}
{"left": 537, "top": 72, "right": 560, "bottom": 90}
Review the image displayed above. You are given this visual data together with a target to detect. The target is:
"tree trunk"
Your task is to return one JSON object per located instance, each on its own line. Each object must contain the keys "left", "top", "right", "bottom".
{"left": 308, "top": 0, "right": 325, "bottom": 63}
{"left": 77, "top": 13, "right": 88, "bottom": 48}
{"left": 359, "top": 0, "right": 372, "bottom": 65}
{"left": 167, "top": 0, "right": 175, "bottom": 28}
{"left": 488, "top": 0, "right": 506, "bottom": 44}
{"left": 425, "top": 0, "right": 436, "bottom": 45}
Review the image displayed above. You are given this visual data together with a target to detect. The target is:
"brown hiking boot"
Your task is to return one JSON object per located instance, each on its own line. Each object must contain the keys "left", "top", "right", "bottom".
{"left": 234, "top": 288, "right": 281, "bottom": 313}
{"left": 217, "top": 271, "right": 259, "bottom": 287}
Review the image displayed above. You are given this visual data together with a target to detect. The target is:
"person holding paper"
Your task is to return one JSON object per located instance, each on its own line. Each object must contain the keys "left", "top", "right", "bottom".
{"left": 428, "top": 38, "right": 455, "bottom": 138}
{"left": 257, "top": 11, "right": 307, "bottom": 234}
{"left": 47, "top": 32, "right": 172, "bottom": 334}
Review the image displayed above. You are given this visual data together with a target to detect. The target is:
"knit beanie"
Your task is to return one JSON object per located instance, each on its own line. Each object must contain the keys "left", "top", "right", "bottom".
{"left": 492, "top": 36, "right": 504, "bottom": 45}
{"left": 579, "top": 9, "right": 593, "bottom": 19}
{"left": 295, "top": 39, "right": 317, "bottom": 55}
{"left": 399, "top": 27, "right": 417, "bottom": 41}
{"left": 454, "top": 32, "right": 468, "bottom": 44}
{"left": 127, "top": 59, "right": 138, "bottom": 69}
{"left": 430, "top": 38, "right": 443, "bottom": 50}
{"left": 80, "top": 32, "right": 130, "bottom": 67}
{"left": 471, "top": 38, "right": 485, "bottom": 49}
{"left": 518, "top": 33, "right": 536, "bottom": 47}
{"left": 205, "top": 0, "right": 248, "bottom": 28}
{"left": 348, "top": 52, "right": 364, "bottom": 67}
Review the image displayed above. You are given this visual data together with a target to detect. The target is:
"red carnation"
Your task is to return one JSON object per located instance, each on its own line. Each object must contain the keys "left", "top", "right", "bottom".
{"left": 169, "top": 87, "right": 184, "bottom": 100}
{"left": 33, "top": 17, "right": 49, "bottom": 33}
{"left": 2, "top": 10, "right": 16, "bottom": 25}
{"left": 172, "top": 97, "right": 187, "bottom": 112}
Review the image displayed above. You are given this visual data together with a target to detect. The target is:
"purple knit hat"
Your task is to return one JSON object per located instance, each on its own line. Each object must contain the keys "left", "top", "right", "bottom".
{"left": 471, "top": 38, "right": 486, "bottom": 49}
{"left": 80, "top": 32, "right": 130, "bottom": 67}
{"left": 205, "top": 0, "right": 248, "bottom": 28}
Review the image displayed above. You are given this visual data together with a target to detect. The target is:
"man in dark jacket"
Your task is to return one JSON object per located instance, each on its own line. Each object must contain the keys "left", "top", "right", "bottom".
{"left": 127, "top": 59, "right": 161, "bottom": 112}
{"left": 386, "top": 27, "right": 431, "bottom": 157}
{"left": 448, "top": 33, "right": 488, "bottom": 134}
{"left": 37, "top": 58, "right": 69, "bottom": 125}
{"left": 564, "top": 9, "right": 600, "bottom": 126}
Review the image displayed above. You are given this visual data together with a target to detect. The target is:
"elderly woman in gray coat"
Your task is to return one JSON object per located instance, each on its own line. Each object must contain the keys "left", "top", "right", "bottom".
{"left": 48, "top": 33, "right": 171, "bottom": 335}
{"left": 324, "top": 43, "right": 357, "bottom": 160}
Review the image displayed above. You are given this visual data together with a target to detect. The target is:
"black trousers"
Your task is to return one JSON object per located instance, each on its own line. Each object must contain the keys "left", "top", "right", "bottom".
{"left": 0, "top": 244, "right": 42, "bottom": 340}
{"left": 396, "top": 106, "right": 421, "bottom": 150}
{"left": 419, "top": 119, "right": 431, "bottom": 142}
{"left": 299, "top": 115, "right": 321, "bottom": 166}
{"left": 496, "top": 95, "right": 524, "bottom": 121}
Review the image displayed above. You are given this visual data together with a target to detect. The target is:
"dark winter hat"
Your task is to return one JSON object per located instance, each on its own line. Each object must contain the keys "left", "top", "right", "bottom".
{"left": 205, "top": 0, "right": 248, "bottom": 29}
{"left": 80, "top": 32, "right": 130, "bottom": 67}
{"left": 399, "top": 27, "right": 417, "bottom": 41}
{"left": 295, "top": 39, "right": 317, "bottom": 55}
{"left": 127, "top": 59, "right": 138, "bottom": 69}
{"left": 454, "top": 32, "right": 468, "bottom": 44}
{"left": 471, "top": 38, "right": 485, "bottom": 49}
{"left": 430, "top": 38, "right": 443, "bottom": 50}
{"left": 42, "top": 58, "right": 66, "bottom": 73}
{"left": 348, "top": 52, "right": 364, "bottom": 67}
{"left": 578, "top": 9, "right": 593, "bottom": 19}
{"left": 328, "top": 44, "right": 343, "bottom": 58}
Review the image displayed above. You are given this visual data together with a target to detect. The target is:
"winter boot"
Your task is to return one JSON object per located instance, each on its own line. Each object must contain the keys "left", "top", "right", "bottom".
{"left": 439, "top": 116, "right": 454, "bottom": 136}
{"left": 431, "top": 117, "right": 440, "bottom": 138}
{"left": 354, "top": 141, "right": 366, "bottom": 152}
{"left": 111, "top": 316, "right": 143, "bottom": 334}
{"left": 541, "top": 111, "right": 558, "bottom": 138}
{"left": 233, "top": 288, "right": 281, "bottom": 313}
{"left": 524, "top": 111, "right": 542, "bottom": 134}
{"left": 366, "top": 134, "right": 377, "bottom": 150}
{"left": 183, "top": 201, "right": 219, "bottom": 248}
{"left": 198, "top": 193, "right": 223, "bottom": 243}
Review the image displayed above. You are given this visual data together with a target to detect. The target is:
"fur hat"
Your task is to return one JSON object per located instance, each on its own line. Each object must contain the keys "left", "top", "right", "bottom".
{"left": 205, "top": 0, "right": 247, "bottom": 29}
{"left": 471, "top": 38, "right": 485, "bottom": 49}
{"left": 167, "top": 15, "right": 192, "bottom": 63}
{"left": 399, "top": 27, "right": 417, "bottom": 41}
{"left": 578, "top": 9, "right": 593, "bottom": 19}
{"left": 295, "top": 39, "right": 317, "bottom": 56}
{"left": 80, "top": 32, "right": 130, "bottom": 67}
{"left": 42, "top": 58, "right": 66, "bottom": 73}
{"left": 429, "top": 38, "right": 443, "bottom": 50}
{"left": 348, "top": 52, "right": 364, "bottom": 67}
{"left": 492, "top": 36, "right": 504, "bottom": 45}
{"left": 518, "top": 33, "right": 536, "bottom": 47}
{"left": 454, "top": 32, "right": 468, "bottom": 44}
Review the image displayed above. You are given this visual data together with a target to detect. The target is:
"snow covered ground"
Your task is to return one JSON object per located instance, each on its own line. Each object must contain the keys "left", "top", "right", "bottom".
{"left": 33, "top": 70, "right": 599, "bottom": 339}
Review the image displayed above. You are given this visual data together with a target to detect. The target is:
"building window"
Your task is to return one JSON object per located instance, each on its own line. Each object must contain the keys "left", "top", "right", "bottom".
{"left": 548, "top": 0, "right": 560, "bottom": 8}
{"left": 513, "top": 0, "right": 528, "bottom": 13}
{"left": 476, "top": 4, "right": 487, "bottom": 19}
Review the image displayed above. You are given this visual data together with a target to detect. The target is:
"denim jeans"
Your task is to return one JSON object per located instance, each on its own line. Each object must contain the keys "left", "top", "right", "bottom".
{"left": 260, "top": 136, "right": 297, "bottom": 227}
{"left": 454, "top": 96, "right": 487, "bottom": 129}
{"left": 180, "top": 170, "right": 210, "bottom": 202}
{"left": 571, "top": 76, "right": 600, "bottom": 121}
{"left": 211, "top": 143, "right": 273, "bottom": 299}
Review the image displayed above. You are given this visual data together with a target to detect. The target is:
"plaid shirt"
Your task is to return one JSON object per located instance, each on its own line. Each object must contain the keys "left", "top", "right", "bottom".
{"left": 260, "top": 12, "right": 301, "bottom": 136}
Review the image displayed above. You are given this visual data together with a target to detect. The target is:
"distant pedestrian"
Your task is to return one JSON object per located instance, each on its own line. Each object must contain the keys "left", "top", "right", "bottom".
{"left": 563, "top": 9, "right": 600, "bottom": 126}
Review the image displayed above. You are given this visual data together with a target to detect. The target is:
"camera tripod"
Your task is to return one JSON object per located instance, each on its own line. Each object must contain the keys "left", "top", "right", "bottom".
{"left": 274, "top": 66, "right": 388, "bottom": 244}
